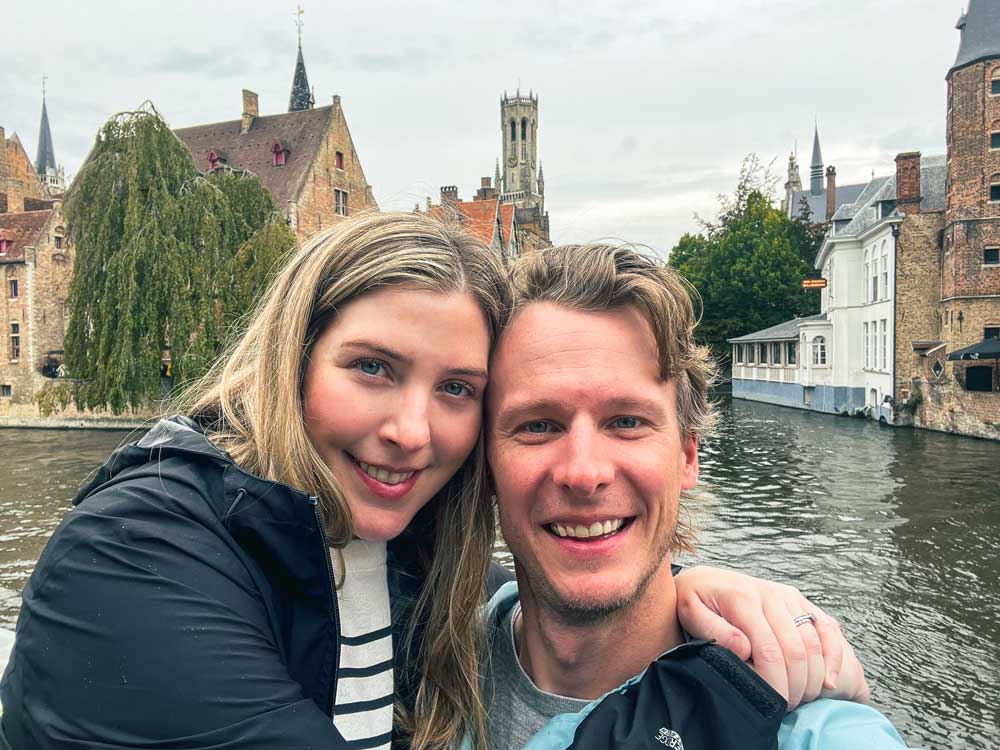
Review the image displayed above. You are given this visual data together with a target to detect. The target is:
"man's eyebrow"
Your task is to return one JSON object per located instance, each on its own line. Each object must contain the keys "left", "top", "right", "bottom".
{"left": 495, "top": 395, "right": 666, "bottom": 422}
{"left": 340, "top": 340, "right": 488, "bottom": 380}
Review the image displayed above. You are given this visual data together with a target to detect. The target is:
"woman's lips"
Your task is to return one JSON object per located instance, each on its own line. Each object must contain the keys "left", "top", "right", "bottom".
{"left": 349, "top": 454, "right": 423, "bottom": 501}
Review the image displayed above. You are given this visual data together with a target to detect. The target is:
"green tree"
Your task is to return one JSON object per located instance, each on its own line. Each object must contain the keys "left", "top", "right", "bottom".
{"left": 62, "top": 105, "right": 294, "bottom": 413}
{"left": 668, "top": 156, "right": 822, "bottom": 360}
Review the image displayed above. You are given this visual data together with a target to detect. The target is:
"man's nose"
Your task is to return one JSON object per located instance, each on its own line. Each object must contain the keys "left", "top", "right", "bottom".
{"left": 379, "top": 388, "right": 431, "bottom": 453}
{"left": 551, "top": 422, "right": 614, "bottom": 497}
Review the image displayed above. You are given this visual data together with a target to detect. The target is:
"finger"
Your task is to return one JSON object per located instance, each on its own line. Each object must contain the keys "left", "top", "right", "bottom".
{"left": 793, "top": 612, "right": 825, "bottom": 705}
{"left": 809, "top": 603, "right": 845, "bottom": 690}
{"left": 820, "top": 640, "right": 871, "bottom": 704}
{"left": 762, "top": 597, "right": 807, "bottom": 710}
{"left": 675, "top": 592, "right": 752, "bottom": 660}
{"left": 730, "top": 597, "right": 790, "bottom": 704}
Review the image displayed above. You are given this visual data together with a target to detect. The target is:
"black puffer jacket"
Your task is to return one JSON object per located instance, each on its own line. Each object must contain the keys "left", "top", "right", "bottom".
{"left": 0, "top": 416, "right": 444, "bottom": 749}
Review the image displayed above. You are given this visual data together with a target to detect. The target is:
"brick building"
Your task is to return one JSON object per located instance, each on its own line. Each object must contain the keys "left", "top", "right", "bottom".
{"left": 0, "top": 201, "right": 72, "bottom": 414}
{"left": 0, "top": 128, "right": 46, "bottom": 214}
{"left": 424, "top": 181, "right": 517, "bottom": 257}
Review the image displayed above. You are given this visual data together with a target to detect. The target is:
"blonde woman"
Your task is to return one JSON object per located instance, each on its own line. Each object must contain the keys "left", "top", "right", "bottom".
{"left": 1, "top": 212, "right": 861, "bottom": 750}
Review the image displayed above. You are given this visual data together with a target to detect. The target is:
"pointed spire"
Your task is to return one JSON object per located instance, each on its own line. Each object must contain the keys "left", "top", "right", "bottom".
{"left": 494, "top": 158, "right": 503, "bottom": 192}
{"left": 537, "top": 161, "right": 544, "bottom": 195}
{"left": 288, "top": 6, "right": 313, "bottom": 112}
{"left": 810, "top": 123, "right": 824, "bottom": 196}
{"left": 36, "top": 77, "right": 57, "bottom": 177}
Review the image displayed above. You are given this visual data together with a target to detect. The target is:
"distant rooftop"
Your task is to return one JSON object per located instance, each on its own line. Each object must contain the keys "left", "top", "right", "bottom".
{"left": 728, "top": 313, "right": 827, "bottom": 343}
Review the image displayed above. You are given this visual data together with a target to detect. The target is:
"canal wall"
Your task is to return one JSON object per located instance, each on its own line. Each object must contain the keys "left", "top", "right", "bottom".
{"left": 0, "top": 400, "right": 155, "bottom": 430}
{"left": 732, "top": 379, "right": 867, "bottom": 416}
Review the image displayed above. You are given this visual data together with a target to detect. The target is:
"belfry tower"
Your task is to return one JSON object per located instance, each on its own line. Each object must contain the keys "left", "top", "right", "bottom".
{"left": 500, "top": 90, "right": 540, "bottom": 200}
{"left": 288, "top": 6, "right": 315, "bottom": 112}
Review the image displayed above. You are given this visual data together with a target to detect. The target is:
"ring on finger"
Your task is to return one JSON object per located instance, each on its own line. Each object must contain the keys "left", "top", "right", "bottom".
{"left": 793, "top": 613, "right": 817, "bottom": 628}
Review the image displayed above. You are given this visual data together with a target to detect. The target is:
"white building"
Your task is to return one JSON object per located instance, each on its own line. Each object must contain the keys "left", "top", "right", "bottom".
{"left": 731, "top": 155, "right": 946, "bottom": 422}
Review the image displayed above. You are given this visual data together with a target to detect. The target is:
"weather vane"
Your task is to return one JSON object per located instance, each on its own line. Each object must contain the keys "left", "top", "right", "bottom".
{"left": 295, "top": 5, "right": 305, "bottom": 46}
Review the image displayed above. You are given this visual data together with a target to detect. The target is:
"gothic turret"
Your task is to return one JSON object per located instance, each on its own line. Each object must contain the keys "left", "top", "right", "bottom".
{"left": 35, "top": 83, "right": 65, "bottom": 195}
{"left": 809, "top": 125, "right": 824, "bottom": 196}
{"left": 951, "top": 0, "right": 1000, "bottom": 74}
{"left": 288, "top": 9, "right": 314, "bottom": 112}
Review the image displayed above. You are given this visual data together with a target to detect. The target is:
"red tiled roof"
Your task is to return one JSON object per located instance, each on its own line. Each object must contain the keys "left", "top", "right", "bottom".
{"left": 0, "top": 209, "right": 52, "bottom": 263}
{"left": 173, "top": 105, "right": 335, "bottom": 207}
{"left": 427, "top": 198, "right": 500, "bottom": 247}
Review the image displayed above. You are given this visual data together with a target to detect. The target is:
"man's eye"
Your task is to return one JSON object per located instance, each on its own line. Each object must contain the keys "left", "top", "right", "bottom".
{"left": 442, "top": 381, "right": 473, "bottom": 397}
{"left": 525, "top": 421, "right": 550, "bottom": 434}
{"left": 613, "top": 416, "right": 641, "bottom": 429}
{"left": 355, "top": 359, "right": 385, "bottom": 376}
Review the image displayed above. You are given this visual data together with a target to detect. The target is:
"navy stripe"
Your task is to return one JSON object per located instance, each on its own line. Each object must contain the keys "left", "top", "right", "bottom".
{"left": 335, "top": 693, "right": 394, "bottom": 714}
{"left": 338, "top": 657, "right": 394, "bottom": 679}
{"left": 347, "top": 731, "right": 394, "bottom": 749}
{"left": 340, "top": 625, "right": 393, "bottom": 646}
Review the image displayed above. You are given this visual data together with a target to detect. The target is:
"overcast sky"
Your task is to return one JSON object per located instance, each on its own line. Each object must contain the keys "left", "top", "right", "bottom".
{"left": 3, "top": 0, "right": 963, "bottom": 252}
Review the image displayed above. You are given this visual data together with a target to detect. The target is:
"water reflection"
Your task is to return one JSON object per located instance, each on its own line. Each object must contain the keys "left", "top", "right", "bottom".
{"left": 2, "top": 401, "right": 998, "bottom": 747}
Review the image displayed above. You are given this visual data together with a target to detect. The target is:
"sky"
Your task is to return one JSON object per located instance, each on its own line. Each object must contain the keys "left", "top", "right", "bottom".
{"left": 2, "top": 0, "right": 964, "bottom": 253}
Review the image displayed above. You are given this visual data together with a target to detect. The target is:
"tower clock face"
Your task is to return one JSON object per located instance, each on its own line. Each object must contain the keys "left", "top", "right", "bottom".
{"left": 507, "top": 154, "right": 517, "bottom": 168}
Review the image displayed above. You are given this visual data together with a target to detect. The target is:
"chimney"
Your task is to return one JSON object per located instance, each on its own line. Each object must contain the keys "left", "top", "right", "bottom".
{"left": 895, "top": 152, "right": 922, "bottom": 214}
{"left": 440, "top": 185, "right": 459, "bottom": 207}
{"left": 474, "top": 176, "right": 496, "bottom": 201}
{"left": 825, "top": 166, "right": 837, "bottom": 220}
{"left": 241, "top": 90, "right": 259, "bottom": 134}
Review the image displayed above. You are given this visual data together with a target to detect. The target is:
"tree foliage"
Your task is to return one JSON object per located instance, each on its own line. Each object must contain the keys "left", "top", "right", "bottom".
{"left": 64, "top": 105, "right": 295, "bottom": 413}
{"left": 669, "top": 155, "right": 823, "bottom": 360}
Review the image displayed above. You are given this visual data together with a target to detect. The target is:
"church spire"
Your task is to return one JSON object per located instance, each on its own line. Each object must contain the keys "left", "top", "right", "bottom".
{"left": 494, "top": 158, "right": 503, "bottom": 193}
{"left": 36, "top": 76, "right": 57, "bottom": 177}
{"left": 809, "top": 122, "right": 824, "bottom": 196}
{"left": 288, "top": 6, "right": 314, "bottom": 112}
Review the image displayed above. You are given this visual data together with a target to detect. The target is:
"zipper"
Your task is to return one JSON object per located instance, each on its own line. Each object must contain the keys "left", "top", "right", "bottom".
{"left": 312, "top": 498, "right": 341, "bottom": 719}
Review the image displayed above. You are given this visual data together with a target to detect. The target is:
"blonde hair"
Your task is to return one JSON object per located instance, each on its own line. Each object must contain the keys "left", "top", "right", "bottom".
{"left": 177, "top": 211, "right": 509, "bottom": 750}
{"left": 507, "top": 243, "right": 718, "bottom": 554}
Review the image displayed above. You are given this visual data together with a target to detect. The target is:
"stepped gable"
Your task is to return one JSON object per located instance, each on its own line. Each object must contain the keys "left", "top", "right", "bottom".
{"left": 0, "top": 209, "right": 53, "bottom": 263}
{"left": 173, "top": 105, "right": 333, "bottom": 208}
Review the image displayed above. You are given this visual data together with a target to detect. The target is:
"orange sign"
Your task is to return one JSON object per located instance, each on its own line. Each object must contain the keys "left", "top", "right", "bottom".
{"left": 801, "top": 278, "right": 828, "bottom": 289}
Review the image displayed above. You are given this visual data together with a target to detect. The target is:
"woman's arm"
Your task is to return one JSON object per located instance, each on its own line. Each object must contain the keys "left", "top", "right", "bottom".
{"left": 673, "top": 566, "right": 870, "bottom": 710}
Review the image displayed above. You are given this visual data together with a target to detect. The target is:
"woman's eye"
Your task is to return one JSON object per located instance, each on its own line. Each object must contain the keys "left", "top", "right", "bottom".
{"left": 442, "top": 381, "right": 473, "bottom": 397}
{"left": 613, "top": 416, "right": 641, "bottom": 429}
{"left": 356, "top": 359, "right": 385, "bottom": 376}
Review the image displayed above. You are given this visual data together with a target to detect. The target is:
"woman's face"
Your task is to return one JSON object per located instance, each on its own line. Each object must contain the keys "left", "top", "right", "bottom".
{"left": 302, "top": 286, "right": 491, "bottom": 542}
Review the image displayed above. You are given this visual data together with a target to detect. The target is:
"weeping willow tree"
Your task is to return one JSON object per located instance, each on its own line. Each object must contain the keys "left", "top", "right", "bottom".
{"left": 60, "top": 104, "right": 294, "bottom": 414}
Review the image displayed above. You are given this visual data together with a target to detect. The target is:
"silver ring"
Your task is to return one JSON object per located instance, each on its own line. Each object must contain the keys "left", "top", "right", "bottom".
{"left": 793, "top": 613, "right": 817, "bottom": 628}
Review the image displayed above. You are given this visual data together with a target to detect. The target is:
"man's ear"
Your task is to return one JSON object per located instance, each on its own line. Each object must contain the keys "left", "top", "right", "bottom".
{"left": 680, "top": 433, "right": 699, "bottom": 490}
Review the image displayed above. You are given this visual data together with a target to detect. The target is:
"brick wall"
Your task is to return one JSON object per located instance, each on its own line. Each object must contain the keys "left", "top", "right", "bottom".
{"left": 294, "top": 97, "right": 378, "bottom": 239}
{"left": 2, "top": 137, "right": 44, "bottom": 214}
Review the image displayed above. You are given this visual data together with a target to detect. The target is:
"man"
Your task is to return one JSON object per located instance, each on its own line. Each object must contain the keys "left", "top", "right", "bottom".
{"left": 483, "top": 244, "right": 907, "bottom": 749}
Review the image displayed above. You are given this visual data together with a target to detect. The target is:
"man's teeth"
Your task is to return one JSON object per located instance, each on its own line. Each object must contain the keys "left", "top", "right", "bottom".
{"left": 550, "top": 519, "right": 625, "bottom": 538}
{"left": 358, "top": 460, "right": 414, "bottom": 485}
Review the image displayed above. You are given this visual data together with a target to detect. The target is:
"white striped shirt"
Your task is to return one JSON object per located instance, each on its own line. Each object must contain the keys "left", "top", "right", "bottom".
{"left": 331, "top": 539, "right": 394, "bottom": 750}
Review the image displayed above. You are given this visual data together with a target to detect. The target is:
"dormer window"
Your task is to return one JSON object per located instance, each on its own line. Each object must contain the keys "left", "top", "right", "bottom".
{"left": 271, "top": 141, "right": 289, "bottom": 167}
{"left": 0, "top": 238, "right": 9, "bottom": 254}
{"left": 207, "top": 149, "right": 227, "bottom": 170}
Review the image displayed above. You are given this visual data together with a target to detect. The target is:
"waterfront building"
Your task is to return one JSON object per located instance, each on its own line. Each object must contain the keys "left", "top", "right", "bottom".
{"left": 173, "top": 32, "right": 377, "bottom": 239}
{"left": 781, "top": 126, "right": 866, "bottom": 222}
{"left": 733, "top": 2, "right": 1000, "bottom": 440}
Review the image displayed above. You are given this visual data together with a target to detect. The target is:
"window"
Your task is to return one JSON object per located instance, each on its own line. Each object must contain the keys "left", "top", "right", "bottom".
{"left": 54, "top": 235, "right": 63, "bottom": 250}
{"left": 812, "top": 336, "right": 826, "bottom": 365}
{"left": 335, "top": 151, "right": 344, "bottom": 170}
{"left": 985, "top": 247, "right": 1000, "bottom": 266}
{"left": 747, "top": 344, "right": 755, "bottom": 364}
{"left": 8, "top": 279, "right": 17, "bottom": 299}
{"left": 870, "top": 325, "right": 878, "bottom": 370}
{"left": 880, "top": 319, "right": 887, "bottom": 370}
{"left": 521, "top": 118, "right": 527, "bottom": 141}
{"left": 334, "top": 189, "right": 348, "bottom": 217}
{"left": 271, "top": 142, "right": 286, "bottom": 167}
{"left": 985, "top": 327, "right": 1000, "bottom": 340}
{"left": 864, "top": 322, "right": 870, "bottom": 368}
{"left": 759, "top": 343, "right": 768, "bottom": 365}
{"left": 736, "top": 343, "right": 744, "bottom": 363}
{"left": 10, "top": 322, "right": 20, "bottom": 360}
{"left": 992, "top": 133, "right": 1000, "bottom": 150}
{"left": 786, "top": 341, "right": 796, "bottom": 365}
{"left": 871, "top": 259, "right": 879, "bottom": 301}
{"left": 881, "top": 254, "right": 888, "bottom": 299}
{"left": 0, "top": 238, "right": 9, "bottom": 254}
{"left": 0, "top": 384, "right": 10, "bottom": 398}
{"left": 510, "top": 120, "right": 517, "bottom": 142}
{"left": 771, "top": 342, "right": 782, "bottom": 364}
{"left": 991, "top": 183, "right": 1000, "bottom": 202}
{"left": 993, "top": 68, "right": 1000, "bottom": 95}
{"left": 863, "top": 253, "right": 870, "bottom": 302}
{"left": 966, "top": 366, "right": 994, "bottom": 392}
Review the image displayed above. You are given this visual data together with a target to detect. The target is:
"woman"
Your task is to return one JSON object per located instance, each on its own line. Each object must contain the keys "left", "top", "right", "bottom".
{"left": 0, "top": 212, "right": 860, "bottom": 750}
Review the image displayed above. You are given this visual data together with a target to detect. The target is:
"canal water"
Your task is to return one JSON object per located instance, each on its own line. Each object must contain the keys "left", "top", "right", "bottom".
{"left": 1, "top": 399, "right": 997, "bottom": 748}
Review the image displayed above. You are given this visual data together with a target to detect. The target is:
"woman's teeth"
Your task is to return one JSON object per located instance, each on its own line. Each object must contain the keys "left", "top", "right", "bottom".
{"left": 357, "top": 460, "right": 414, "bottom": 485}
{"left": 550, "top": 518, "right": 625, "bottom": 539}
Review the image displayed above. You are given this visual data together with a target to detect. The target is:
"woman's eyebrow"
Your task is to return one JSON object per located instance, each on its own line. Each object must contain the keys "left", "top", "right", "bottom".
{"left": 341, "top": 340, "right": 487, "bottom": 380}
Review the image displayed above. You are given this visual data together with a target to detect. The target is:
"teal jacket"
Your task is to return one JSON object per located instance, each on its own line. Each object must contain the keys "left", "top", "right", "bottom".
{"left": 485, "top": 582, "right": 908, "bottom": 750}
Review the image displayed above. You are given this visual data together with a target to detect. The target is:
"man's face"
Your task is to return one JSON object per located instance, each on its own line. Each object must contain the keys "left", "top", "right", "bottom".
{"left": 487, "top": 301, "right": 699, "bottom": 622}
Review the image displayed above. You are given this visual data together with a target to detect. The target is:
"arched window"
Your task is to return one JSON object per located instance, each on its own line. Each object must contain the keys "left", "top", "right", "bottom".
{"left": 990, "top": 173, "right": 1000, "bottom": 203}
{"left": 863, "top": 251, "right": 870, "bottom": 302}
{"left": 812, "top": 336, "right": 827, "bottom": 366}
{"left": 510, "top": 120, "right": 517, "bottom": 141}
{"left": 521, "top": 117, "right": 527, "bottom": 140}
{"left": 991, "top": 67, "right": 1000, "bottom": 96}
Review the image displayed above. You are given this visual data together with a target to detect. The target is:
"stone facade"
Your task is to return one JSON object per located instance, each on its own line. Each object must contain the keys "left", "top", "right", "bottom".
{"left": 0, "top": 129, "right": 45, "bottom": 214}
{"left": 0, "top": 202, "right": 73, "bottom": 416}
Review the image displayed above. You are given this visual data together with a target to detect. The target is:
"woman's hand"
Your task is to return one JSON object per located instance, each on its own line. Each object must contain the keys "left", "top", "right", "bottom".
{"left": 674, "top": 565, "right": 871, "bottom": 710}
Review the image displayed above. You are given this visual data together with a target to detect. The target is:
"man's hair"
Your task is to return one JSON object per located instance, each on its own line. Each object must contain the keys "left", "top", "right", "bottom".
{"left": 507, "top": 243, "right": 719, "bottom": 554}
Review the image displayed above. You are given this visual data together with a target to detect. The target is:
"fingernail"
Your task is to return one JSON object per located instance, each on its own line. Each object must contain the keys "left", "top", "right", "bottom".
{"left": 827, "top": 671, "right": 839, "bottom": 690}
